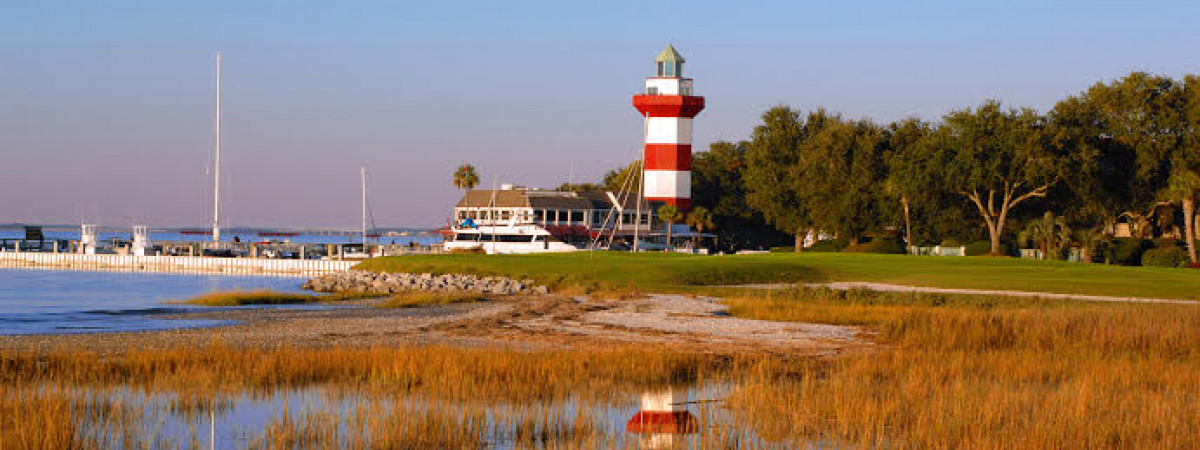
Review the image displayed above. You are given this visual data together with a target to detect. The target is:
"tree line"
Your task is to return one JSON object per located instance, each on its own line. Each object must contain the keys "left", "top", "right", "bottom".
{"left": 580, "top": 71, "right": 1199, "bottom": 266}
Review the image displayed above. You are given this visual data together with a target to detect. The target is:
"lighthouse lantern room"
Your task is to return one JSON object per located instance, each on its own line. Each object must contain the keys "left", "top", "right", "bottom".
{"left": 633, "top": 45, "right": 705, "bottom": 211}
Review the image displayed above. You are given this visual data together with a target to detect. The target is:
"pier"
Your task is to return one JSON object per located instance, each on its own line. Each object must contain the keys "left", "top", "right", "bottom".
{"left": 0, "top": 252, "right": 356, "bottom": 276}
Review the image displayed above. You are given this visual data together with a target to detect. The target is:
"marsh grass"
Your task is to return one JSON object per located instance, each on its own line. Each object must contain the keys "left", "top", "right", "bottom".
{"left": 723, "top": 287, "right": 1200, "bottom": 448}
{"left": 376, "top": 290, "right": 485, "bottom": 308}
{"left": 179, "top": 290, "right": 383, "bottom": 306}
{"left": 0, "top": 344, "right": 727, "bottom": 402}
{"left": 0, "top": 344, "right": 753, "bottom": 449}
{"left": 6, "top": 284, "right": 1200, "bottom": 448}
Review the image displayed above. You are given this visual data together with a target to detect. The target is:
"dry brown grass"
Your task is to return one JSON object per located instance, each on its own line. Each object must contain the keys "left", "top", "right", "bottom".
{"left": 0, "top": 343, "right": 727, "bottom": 403}
{"left": 0, "top": 343, "right": 749, "bottom": 449}
{"left": 5, "top": 284, "right": 1199, "bottom": 448}
{"left": 376, "top": 290, "right": 485, "bottom": 308}
{"left": 179, "top": 290, "right": 382, "bottom": 306}
{"left": 722, "top": 288, "right": 1200, "bottom": 449}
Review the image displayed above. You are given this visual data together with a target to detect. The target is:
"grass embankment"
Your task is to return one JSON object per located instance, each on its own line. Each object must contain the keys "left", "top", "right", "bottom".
{"left": 358, "top": 252, "right": 1200, "bottom": 300}
{"left": 179, "top": 290, "right": 381, "bottom": 306}
{"left": 724, "top": 287, "right": 1200, "bottom": 448}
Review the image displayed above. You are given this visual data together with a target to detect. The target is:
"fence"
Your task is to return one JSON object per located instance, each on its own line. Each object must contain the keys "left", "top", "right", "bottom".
{"left": 0, "top": 251, "right": 356, "bottom": 276}
{"left": 908, "top": 246, "right": 967, "bottom": 256}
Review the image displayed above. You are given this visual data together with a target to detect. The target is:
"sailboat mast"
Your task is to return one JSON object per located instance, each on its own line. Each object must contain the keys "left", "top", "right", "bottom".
{"left": 633, "top": 112, "right": 648, "bottom": 252}
{"left": 212, "top": 51, "right": 222, "bottom": 243}
{"left": 361, "top": 166, "right": 367, "bottom": 246}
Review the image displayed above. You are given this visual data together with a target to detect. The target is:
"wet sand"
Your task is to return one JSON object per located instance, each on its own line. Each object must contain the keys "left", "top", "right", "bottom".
{"left": 0, "top": 295, "right": 863, "bottom": 356}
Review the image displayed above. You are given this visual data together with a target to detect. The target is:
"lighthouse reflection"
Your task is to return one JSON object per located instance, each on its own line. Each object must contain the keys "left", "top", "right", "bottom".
{"left": 625, "top": 388, "right": 700, "bottom": 449}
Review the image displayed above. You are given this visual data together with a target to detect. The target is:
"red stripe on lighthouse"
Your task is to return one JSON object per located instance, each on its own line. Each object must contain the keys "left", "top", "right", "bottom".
{"left": 632, "top": 95, "right": 705, "bottom": 118}
{"left": 645, "top": 197, "right": 691, "bottom": 210}
{"left": 644, "top": 144, "right": 692, "bottom": 171}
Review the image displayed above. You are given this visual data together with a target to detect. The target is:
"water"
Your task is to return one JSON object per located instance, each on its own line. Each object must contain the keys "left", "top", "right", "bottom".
{"left": 86, "top": 384, "right": 795, "bottom": 449}
{"left": 0, "top": 229, "right": 443, "bottom": 246}
{"left": 0, "top": 268, "right": 307, "bottom": 335}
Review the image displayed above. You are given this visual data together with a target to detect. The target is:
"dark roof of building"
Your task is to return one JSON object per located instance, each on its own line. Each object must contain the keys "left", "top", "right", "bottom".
{"left": 456, "top": 189, "right": 650, "bottom": 211}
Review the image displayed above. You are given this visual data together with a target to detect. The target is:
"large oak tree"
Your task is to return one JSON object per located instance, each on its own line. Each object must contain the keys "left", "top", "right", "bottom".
{"left": 927, "top": 101, "right": 1061, "bottom": 255}
{"left": 744, "top": 107, "right": 841, "bottom": 251}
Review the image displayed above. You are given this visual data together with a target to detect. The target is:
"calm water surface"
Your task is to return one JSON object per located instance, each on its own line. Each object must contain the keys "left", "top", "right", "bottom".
{"left": 0, "top": 268, "right": 307, "bottom": 335}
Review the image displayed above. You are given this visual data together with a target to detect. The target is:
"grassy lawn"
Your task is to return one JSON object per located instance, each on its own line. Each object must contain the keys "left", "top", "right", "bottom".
{"left": 355, "top": 252, "right": 818, "bottom": 294}
{"left": 356, "top": 252, "right": 1200, "bottom": 300}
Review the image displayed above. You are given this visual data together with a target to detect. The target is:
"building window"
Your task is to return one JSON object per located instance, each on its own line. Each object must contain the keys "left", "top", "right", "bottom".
{"left": 534, "top": 210, "right": 544, "bottom": 222}
{"left": 647, "top": 87, "right": 658, "bottom": 95}
{"left": 656, "top": 62, "right": 664, "bottom": 77}
{"left": 571, "top": 211, "right": 584, "bottom": 222}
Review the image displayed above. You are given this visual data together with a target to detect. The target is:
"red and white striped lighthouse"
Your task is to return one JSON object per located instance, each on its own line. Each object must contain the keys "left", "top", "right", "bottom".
{"left": 633, "top": 45, "right": 705, "bottom": 211}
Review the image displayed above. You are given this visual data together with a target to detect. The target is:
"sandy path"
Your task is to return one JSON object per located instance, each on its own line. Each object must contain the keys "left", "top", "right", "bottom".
{"left": 729, "top": 282, "right": 1198, "bottom": 305}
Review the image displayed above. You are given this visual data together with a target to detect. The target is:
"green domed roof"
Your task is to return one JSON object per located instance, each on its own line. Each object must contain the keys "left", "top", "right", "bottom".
{"left": 654, "top": 45, "right": 685, "bottom": 64}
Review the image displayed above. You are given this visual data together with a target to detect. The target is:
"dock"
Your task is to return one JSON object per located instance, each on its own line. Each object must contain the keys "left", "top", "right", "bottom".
{"left": 0, "top": 252, "right": 356, "bottom": 277}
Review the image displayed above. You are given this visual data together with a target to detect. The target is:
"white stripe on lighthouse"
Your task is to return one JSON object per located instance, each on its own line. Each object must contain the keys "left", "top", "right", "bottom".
{"left": 645, "top": 117, "right": 693, "bottom": 144}
{"left": 643, "top": 170, "right": 691, "bottom": 198}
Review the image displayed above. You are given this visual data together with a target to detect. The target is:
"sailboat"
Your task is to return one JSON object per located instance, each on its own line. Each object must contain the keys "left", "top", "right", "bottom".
{"left": 344, "top": 166, "right": 380, "bottom": 258}
{"left": 182, "top": 52, "right": 224, "bottom": 241}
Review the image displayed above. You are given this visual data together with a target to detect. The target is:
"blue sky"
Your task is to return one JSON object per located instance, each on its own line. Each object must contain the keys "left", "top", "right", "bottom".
{"left": 3, "top": 1, "right": 1198, "bottom": 227}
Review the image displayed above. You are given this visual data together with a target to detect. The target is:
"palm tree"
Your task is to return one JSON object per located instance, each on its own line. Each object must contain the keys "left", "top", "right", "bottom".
{"left": 452, "top": 164, "right": 480, "bottom": 192}
{"left": 1160, "top": 169, "right": 1200, "bottom": 265}
{"left": 1073, "top": 228, "right": 1108, "bottom": 263}
{"left": 1019, "top": 212, "right": 1071, "bottom": 260}
{"left": 657, "top": 204, "right": 683, "bottom": 247}
{"left": 685, "top": 206, "right": 714, "bottom": 247}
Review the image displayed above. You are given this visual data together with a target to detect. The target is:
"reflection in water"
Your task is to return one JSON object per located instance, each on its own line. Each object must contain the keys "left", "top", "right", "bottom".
{"left": 626, "top": 388, "right": 700, "bottom": 449}
{"left": 61, "top": 382, "right": 849, "bottom": 448}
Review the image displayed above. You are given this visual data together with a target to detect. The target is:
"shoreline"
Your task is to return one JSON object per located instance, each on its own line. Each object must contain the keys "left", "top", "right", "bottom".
{"left": 0, "top": 294, "right": 862, "bottom": 356}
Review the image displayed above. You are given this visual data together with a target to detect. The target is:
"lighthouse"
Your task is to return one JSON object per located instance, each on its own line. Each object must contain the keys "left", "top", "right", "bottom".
{"left": 633, "top": 45, "right": 705, "bottom": 211}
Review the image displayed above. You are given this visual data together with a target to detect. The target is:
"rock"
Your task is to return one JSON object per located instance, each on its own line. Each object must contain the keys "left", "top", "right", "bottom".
{"left": 301, "top": 270, "right": 551, "bottom": 297}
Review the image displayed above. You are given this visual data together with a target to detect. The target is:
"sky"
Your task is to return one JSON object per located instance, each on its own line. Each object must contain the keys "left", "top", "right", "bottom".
{"left": 3, "top": 1, "right": 1199, "bottom": 228}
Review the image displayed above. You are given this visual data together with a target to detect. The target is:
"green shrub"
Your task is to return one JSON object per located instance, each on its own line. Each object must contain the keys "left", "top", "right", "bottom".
{"left": 1141, "top": 247, "right": 1188, "bottom": 268}
{"left": 1153, "top": 238, "right": 1181, "bottom": 249}
{"left": 807, "top": 239, "right": 846, "bottom": 253}
{"left": 1106, "top": 238, "right": 1151, "bottom": 266}
{"left": 844, "top": 238, "right": 907, "bottom": 254}
{"left": 964, "top": 241, "right": 990, "bottom": 256}
{"left": 964, "top": 241, "right": 1014, "bottom": 256}
{"left": 940, "top": 237, "right": 963, "bottom": 247}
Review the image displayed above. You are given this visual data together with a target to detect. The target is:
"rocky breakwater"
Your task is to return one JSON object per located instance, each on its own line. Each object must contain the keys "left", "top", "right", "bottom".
{"left": 302, "top": 270, "right": 550, "bottom": 296}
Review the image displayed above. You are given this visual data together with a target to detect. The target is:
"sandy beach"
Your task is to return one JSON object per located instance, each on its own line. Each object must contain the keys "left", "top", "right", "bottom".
{"left": 0, "top": 294, "right": 863, "bottom": 355}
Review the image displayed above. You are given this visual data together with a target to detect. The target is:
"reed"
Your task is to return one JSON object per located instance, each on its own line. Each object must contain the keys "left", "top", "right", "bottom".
{"left": 376, "top": 290, "right": 484, "bottom": 308}
{"left": 178, "top": 290, "right": 382, "bottom": 306}
{"left": 0, "top": 343, "right": 729, "bottom": 403}
{"left": 721, "top": 287, "right": 1200, "bottom": 449}
{"left": 5, "top": 285, "right": 1198, "bottom": 448}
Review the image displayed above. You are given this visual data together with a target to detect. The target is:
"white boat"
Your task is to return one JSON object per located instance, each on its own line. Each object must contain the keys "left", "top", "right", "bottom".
{"left": 443, "top": 224, "right": 580, "bottom": 254}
